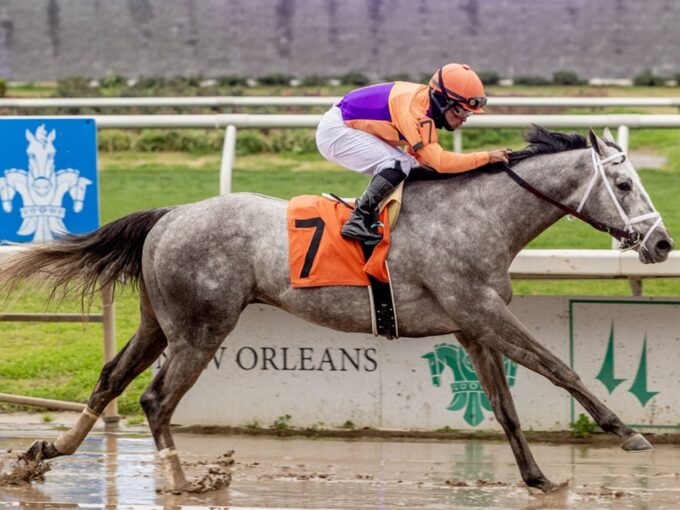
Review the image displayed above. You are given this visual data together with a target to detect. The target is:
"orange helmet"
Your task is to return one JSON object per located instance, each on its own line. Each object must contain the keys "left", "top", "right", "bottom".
{"left": 429, "top": 63, "right": 487, "bottom": 113}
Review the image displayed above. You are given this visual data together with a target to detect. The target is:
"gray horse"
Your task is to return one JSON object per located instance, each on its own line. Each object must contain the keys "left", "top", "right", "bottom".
{"left": 1, "top": 127, "right": 673, "bottom": 494}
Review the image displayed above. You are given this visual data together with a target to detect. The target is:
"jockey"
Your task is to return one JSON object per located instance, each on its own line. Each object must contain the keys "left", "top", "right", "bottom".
{"left": 316, "top": 63, "right": 511, "bottom": 244}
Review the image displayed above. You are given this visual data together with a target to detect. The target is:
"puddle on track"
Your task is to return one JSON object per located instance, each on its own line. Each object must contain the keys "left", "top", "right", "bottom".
{"left": 1, "top": 422, "right": 680, "bottom": 509}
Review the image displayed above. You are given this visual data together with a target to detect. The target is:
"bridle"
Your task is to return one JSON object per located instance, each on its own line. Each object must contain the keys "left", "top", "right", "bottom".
{"left": 502, "top": 147, "right": 662, "bottom": 251}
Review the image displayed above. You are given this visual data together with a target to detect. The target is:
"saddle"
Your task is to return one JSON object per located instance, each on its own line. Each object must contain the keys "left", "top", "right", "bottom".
{"left": 287, "top": 183, "right": 403, "bottom": 339}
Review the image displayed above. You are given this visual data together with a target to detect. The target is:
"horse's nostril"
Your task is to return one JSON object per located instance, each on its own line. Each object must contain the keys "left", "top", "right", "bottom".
{"left": 655, "top": 240, "right": 672, "bottom": 254}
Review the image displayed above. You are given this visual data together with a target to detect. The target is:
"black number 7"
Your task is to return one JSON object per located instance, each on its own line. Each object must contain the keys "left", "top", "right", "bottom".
{"left": 295, "top": 217, "right": 325, "bottom": 278}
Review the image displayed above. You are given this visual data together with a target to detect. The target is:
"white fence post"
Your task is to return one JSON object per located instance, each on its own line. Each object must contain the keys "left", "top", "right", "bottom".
{"left": 101, "top": 283, "right": 119, "bottom": 425}
{"left": 617, "top": 124, "right": 630, "bottom": 153}
{"left": 220, "top": 125, "right": 237, "bottom": 194}
{"left": 453, "top": 130, "right": 463, "bottom": 153}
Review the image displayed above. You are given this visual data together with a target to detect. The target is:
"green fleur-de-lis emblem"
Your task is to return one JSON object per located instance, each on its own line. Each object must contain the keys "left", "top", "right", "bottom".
{"left": 422, "top": 343, "right": 517, "bottom": 427}
{"left": 595, "top": 323, "right": 659, "bottom": 407}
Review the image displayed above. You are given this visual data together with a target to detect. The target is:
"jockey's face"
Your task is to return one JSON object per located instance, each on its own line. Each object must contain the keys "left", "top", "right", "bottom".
{"left": 445, "top": 103, "right": 472, "bottom": 130}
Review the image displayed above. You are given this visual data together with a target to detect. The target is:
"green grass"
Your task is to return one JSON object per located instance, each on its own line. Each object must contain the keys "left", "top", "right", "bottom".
{"left": 2, "top": 112, "right": 680, "bottom": 416}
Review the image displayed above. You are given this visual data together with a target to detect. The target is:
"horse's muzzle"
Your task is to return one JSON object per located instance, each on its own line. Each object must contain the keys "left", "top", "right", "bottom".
{"left": 639, "top": 230, "right": 674, "bottom": 264}
{"left": 654, "top": 238, "right": 674, "bottom": 260}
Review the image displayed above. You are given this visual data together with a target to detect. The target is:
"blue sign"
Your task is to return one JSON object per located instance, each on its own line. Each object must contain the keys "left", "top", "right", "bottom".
{"left": 0, "top": 118, "right": 99, "bottom": 244}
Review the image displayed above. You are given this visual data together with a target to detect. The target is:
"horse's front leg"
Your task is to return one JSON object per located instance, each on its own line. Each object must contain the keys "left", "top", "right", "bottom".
{"left": 453, "top": 290, "right": 649, "bottom": 451}
{"left": 454, "top": 333, "right": 561, "bottom": 493}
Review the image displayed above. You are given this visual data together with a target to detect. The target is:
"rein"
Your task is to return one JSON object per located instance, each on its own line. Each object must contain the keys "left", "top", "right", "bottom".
{"left": 501, "top": 148, "right": 661, "bottom": 250}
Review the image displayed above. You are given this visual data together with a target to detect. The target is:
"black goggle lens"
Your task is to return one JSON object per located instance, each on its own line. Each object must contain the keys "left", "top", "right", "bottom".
{"left": 466, "top": 96, "right": 487, "bottom": 108}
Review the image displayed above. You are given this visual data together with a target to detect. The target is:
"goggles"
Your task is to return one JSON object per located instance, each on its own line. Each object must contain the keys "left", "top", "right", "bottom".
{"left": 461, "top": 95, "right": 487, "bottom": 109}
{"left": 446, "top": 90, "right": 487, "bottom": 110}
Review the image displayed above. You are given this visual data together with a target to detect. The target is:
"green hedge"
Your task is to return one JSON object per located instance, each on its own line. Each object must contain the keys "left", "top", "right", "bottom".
{"left": 514, "top": 75, "right": 552, "bottom": 86}
{"left": 633, "top": 70, "right": 666, "bottom": 87}
{"left": 552, "top": 70, "right": 584, "bottom": 85}
{"left": 98, "top": 128, "right": 319, "bottom": 155}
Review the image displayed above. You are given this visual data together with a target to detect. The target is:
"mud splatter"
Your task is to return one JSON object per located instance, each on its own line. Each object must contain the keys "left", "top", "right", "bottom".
{"left": 582, "top": 485, "right": 626, "bottom": 498}
{"left": 163, "top": 450, "right": 234, "bottom": 494}
{"left": 0, "top": 452, "right": 51, "bottom": 485}
{"left": 445, "top": 478, "right": 513, "bottom": 487}
{"left": 475, "top": 479, "right": 513, "bottom": 487}
{"left": 445, "top": 479, "right": 469, "bottom": 487}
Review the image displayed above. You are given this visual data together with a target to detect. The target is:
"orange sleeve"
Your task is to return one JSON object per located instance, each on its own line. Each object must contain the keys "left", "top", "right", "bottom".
{"left": 414, "top": 144, "right": 490, "bottom": 173}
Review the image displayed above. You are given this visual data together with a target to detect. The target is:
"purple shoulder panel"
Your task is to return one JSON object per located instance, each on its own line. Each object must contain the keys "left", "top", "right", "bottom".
{"left": 338, "top": 83, "right": 394, "bottom": 122}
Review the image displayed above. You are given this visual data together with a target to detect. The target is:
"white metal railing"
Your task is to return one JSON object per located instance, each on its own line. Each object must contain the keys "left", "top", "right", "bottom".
{"left": 2, "top": 112, "right": 679, "bottom": 130}
{"left": 5, "top": 112, "right": 675, "bottom": 194}
{"left": 2, "top": 96, "right": 680, "bottom": 109}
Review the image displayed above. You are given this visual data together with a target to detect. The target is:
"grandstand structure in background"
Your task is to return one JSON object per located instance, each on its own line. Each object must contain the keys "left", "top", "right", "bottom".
{"left": 0, "top": 0, "right": 677, "bottom": 81}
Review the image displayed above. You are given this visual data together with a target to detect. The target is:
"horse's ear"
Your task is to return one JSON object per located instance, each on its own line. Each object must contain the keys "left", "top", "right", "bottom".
{"left": 25, "top": 129, "right": 34, "bottom": 143}
{"left": 588, "top": 128, "right": 604, "bottom": 155}
{"left": 47, "top": 129, "right": 56, "bottom": 143}
{"left": 602, "top": 127, "right": 616, "bottom": 143}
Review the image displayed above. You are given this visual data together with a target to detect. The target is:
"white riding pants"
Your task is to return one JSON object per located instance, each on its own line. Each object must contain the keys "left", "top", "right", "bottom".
{"left": 316, "top": 106, "right": 419, "bottom": 177}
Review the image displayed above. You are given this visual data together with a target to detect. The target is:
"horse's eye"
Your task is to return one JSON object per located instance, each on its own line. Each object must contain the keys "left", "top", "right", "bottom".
{"left": 617, "top": 181, "right": 632, "bottom": 192}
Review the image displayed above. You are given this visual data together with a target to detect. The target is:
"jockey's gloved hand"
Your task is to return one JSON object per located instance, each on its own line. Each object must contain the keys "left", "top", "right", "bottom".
{"left": 488, "top": 149, "right": 511, "bottom": 165}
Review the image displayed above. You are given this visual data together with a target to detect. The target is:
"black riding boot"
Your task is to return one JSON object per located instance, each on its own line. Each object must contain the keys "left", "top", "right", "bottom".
{"left": 341, "top": 164, "right": 406, "bottom": 244}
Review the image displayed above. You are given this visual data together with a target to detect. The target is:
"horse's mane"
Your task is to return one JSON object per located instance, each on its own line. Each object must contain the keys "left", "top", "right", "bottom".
{"left": 408, "top": 125, "right": 588, "bottom": 181}
{"left": 507, "top": 125, "right": 587, "bottom": 165}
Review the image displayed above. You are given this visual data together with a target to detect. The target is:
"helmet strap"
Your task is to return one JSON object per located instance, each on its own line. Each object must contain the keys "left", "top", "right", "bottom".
{"left": 429, "top": 89, "right": 455, "bottom": 131}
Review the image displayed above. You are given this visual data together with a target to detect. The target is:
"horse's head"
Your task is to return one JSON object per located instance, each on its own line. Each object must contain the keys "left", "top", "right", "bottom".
{"left": 25, "top": 125, "right": 56, "bottom": 196}
{"left": 576, "top": 128, "right": 673, "bottom": 264}
{"left": 422, "top": 348, "right": 446, "bottom": 387}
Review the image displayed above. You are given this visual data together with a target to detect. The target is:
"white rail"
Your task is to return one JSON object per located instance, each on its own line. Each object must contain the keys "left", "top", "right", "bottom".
{"left": 7, "top": 111, "right": 676, "bottom": 195}
{"left": 3, "top": 112, "right": 680, "bottom": 129}
{"left": 2, "top": 96, "right": 680, "bottom": 109}
{"left": 509, "top": 250, "right": 680, "bottom": 278}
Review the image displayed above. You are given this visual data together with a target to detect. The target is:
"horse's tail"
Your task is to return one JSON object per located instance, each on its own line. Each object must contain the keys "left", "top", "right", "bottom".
{"left": 0, "top": 207, "right": 174, "bottom": 303}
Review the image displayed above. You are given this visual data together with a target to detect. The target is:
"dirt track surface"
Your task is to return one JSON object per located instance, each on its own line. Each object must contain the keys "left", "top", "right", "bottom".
{"left": 1, "top": 414, "right": 680, "bottom": 509}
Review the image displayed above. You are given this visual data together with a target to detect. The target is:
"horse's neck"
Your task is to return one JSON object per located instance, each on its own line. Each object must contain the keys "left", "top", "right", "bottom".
{"left": 423, "top": 151, "right": 585, "bottom": 259}
{"left": 495, "top": 156, "right": 574, "bottom": 256}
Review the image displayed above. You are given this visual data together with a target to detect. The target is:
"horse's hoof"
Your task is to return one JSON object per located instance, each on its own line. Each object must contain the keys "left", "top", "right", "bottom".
{"left": 20, "top": 440, "right": 49, "bottom": 462}
{"left": 546, "top": 480, "right": 570, "bottom": 494}
{"left": 621, "top": 433, "right": 653, "bottom": 452}
{"left": 526, "top": 477, "right": 567, "bottom": 494}
{"left": 164, "top": 481, "right": 190, "bottom": 495}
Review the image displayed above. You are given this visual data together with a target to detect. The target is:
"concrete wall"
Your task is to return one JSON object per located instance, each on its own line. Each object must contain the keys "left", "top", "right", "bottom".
{"left": 167, "top": 296, "right": 680, "bottom": 432}
{"left": 0, "top": 0, "right": 678, "bottom": 81}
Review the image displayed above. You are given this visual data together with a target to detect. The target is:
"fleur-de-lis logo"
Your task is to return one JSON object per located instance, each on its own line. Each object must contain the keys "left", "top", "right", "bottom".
{"left": 596, "top": 322, "right": 658, "bottom": 406}
{"left": 422, "top": 343, "right": 517, "bottom": 426}
{"left": 0, "top": 124, "right": 92, "bottom": 242}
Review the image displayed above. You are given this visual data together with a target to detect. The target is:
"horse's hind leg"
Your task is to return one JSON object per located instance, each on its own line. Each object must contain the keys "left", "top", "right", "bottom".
{"left": 455, "top": 333, "right": 557, "bottom": 492}
{"left": 23, "top": 281, "right": 167, "bottom": 461}
{"left": 139, "top": 329, "right": 233, "bottom": 493}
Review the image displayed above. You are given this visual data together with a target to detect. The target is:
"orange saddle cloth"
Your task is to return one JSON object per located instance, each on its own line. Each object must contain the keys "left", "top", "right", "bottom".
{"left": 287, "top": 195, "right": 391, "bottom": 288}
